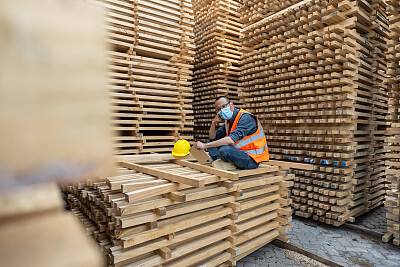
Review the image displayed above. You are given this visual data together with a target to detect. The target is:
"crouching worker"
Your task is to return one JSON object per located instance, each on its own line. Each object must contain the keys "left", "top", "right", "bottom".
{"left": 195, "top": 96, "right": 269, "bottom": 170}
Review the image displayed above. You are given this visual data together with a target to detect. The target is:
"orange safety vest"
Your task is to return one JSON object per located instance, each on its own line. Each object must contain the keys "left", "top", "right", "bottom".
{"left": 225, "top": 109, "right": 269, "bottom": 163}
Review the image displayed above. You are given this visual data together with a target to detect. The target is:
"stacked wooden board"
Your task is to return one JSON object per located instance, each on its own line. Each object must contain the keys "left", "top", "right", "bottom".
{"left": 93, "top": 0, "right": 195, "bottom": 154}
{"left": 383, "top": 0, "right": 400, "bottom": 246}
{"left": 240, "top": 0, "right": 305, "bottom": 25}
{"left": 241, "top": 0, "right": 389, "bottom": 226}
{"left": 62, "top": 155, "right": 295, "bottom": 266}
{"left": 192, "top": 0, "right": 243, "bottom": 142}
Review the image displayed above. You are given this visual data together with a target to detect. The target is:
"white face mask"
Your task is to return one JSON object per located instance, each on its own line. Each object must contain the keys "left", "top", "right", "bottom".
{"left": 219, "top": 106, "right": 233, "bottom": 120}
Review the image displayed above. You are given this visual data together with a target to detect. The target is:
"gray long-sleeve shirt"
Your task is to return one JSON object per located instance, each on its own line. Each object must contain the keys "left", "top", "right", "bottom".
{"left": 211, "top": 108, "right": 258, "bottom": 143}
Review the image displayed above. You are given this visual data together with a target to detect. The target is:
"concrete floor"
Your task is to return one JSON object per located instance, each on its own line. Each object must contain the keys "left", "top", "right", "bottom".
{"left": 351, "top": 205, "right": 388, "bottom": 235}
{"left": 237, "top": 243, "right": 329, "bottom": 267}
{"left": 238, "top": 206, "right": 400, "bottom": 267}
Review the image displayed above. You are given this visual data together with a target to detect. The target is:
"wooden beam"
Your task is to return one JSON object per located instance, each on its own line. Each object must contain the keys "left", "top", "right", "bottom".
{"left": 237, "top": 165, "right": 280, "bottom": 177}
{"left": 120, "top": 162, "right": 205, "bottom": 187}
{"left": 265, "top": 160, "right": 314, "bottom": 170}
{"left": 173, "top": 160, "right": 239, "bottom": 180}
{"left": 115, "top": 154, "right": 195, "bottom": 163}
{"left": 124, "top": 183, "right": 187, "bottom": 202}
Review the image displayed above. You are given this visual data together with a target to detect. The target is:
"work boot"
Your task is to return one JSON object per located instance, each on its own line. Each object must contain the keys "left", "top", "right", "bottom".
{"left": 211, "top": 159, "right": 237, "bottom": 171}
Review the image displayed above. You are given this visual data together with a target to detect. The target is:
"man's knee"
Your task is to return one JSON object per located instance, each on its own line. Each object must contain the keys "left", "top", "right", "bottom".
{"left": 218, "top": 145, "right": 233, "bottom": 158}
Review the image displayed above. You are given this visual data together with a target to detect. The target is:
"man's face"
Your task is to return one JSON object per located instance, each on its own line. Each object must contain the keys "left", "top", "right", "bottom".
{"left": 215, "top": 98, "right": 234, "bottom": 114}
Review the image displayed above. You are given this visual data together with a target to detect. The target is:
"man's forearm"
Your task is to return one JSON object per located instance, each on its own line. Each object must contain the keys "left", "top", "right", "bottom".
{"left": 206, "top": 136, "right": 234, "bottom": 148}
{"left": 209, "top": 121, "right": 217, "bottom": 139}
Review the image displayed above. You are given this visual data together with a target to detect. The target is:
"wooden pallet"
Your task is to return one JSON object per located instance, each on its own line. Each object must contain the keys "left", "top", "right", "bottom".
{"left": 241, "top": 0, "right": 389, "bottom": 226}
{"left": 192, "top": 0, "right": 243, "bottom": 142}
{"left": 383, "top": 0, "right": 400, "bottom": 246}
{"left": 62, "top": 155, "right": 298, "bottom": 266}
{"left": 91, "top": 0, "right": 195, "bottom": 154}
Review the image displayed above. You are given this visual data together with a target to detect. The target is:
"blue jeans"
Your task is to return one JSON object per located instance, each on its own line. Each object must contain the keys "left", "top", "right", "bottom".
{"left": 208, "top": 144, "right": 260, "bottom": 170}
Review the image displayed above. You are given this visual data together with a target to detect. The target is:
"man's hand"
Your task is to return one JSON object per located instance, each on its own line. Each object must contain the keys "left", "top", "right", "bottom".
{"left": 196, "top": 141, "right": 206, "bottom": 150}
{"left": 212, "top": 114, "right": 224, "bottom": 124}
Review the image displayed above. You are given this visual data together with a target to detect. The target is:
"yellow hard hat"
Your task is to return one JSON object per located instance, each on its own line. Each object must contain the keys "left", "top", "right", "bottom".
{"left": 172, "top": 139, "right": 191, "bottom": 157}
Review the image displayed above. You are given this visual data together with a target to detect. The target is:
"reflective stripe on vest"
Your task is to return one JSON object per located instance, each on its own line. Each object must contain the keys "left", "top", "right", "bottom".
{"left": 243, "top": 143, "right": 268, "bottom": 155}
{"left": 234, "top": 120, "right": 266, "bottom": 149}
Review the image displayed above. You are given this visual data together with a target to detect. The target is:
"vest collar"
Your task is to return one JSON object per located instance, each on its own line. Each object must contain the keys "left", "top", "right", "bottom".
{"left": 227, "top": 107, "right": 240, "bottom": 125}
{"left": 225, "top": 107, "right": 241, "bottom": 135}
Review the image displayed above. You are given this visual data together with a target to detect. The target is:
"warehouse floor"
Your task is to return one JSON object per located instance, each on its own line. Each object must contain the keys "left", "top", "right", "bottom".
{"left": 351, "top": 206, "right": 387, "bottom": 235}
{"left": 238, "top": 206, "right": 400, "bottom": 267}
{"left": 238, "top": 243, "right": 328, "bottom": 267}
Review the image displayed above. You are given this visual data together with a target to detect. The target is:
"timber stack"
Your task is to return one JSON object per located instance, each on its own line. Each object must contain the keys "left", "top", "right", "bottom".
{"left": 368, "top": 0, "right": 389, "bottom": 212}
{"left": 241, "top": 0, "right": 389, "bottom": 226}
{"left": 192, "top": 0, "right": 243, "bottom": 142}
{"left": 62, "top": 156, "right": 294, "bottom": 266}
{"left": 383, "top": 0, "right": 400, "bottom": 246}
{"left": 94, "top": 0, "right": 195, "bottom": 154}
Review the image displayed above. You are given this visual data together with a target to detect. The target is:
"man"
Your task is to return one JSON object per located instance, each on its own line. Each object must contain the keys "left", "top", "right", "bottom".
{"left": 196, "top": 96, "right": 269, "bottom": 170}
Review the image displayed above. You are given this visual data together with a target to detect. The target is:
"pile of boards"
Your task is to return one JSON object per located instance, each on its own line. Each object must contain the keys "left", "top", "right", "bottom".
{"left": 192, "top": 0, "right": 243, "bottom": 142}
{"left": 62, "top": 155, "right": 294, "bottom": 266}
{"left": 94, "top": 0, "right": 195, "bottom": 154}
{"left": 240, "top": 0, "right": 389, "bottom": 226}
{"left": 383, "top": 0, "right": 400, "bottom": 246}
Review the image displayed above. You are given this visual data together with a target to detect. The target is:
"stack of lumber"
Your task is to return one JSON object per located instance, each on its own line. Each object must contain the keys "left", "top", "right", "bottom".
{"left": 241, "top": 0, "right": 388, "bottom": 226}
{"left": 93, "top": 0, "right": 195, "bottom": 154}
{"left": 192, "top": 0, "right": 243, "bottom": 142}
{"left": 383, "top": 0, "right": 400, "bottom": 246}
{"left": 368, "top": 0, "right": 389, "bottom": 211}
{"left": 62, "top": 155, "right": 295, "bottom": 266}
{"left": 240, "top": 0, "right": 305, "bottom": 25}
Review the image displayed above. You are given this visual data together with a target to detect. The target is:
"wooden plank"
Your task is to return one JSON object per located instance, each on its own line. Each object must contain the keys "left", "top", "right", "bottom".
{"left": 236, "top": 165, "right": 280, "bottom": 177}
{"left": 267, "top": 160, "right": 314, "bottom": 170}
{"left": 173, "top": 160, "right": 239, "bottom": 180}
{"left": 124, "top": 183, "right": 188, "bottom": 202}
{"left": 189, "top": 146, "right": 210, "bottom": 165}
{"left": 120, "top": 162, "right": 205, "bottom": 187}
{"left": 121, "top": 180, "right": 170, "bottom": 192}
{"left": 116, "top": 154, "right": 194, "bottom": 163}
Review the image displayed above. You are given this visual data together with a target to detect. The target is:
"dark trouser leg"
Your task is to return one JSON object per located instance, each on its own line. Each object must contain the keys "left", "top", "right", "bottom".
{"left": 207, "top": 140, "right": 220, "bottom": 161}
{"left": 218, "top": 145, "right": 260, "bottom": 170}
